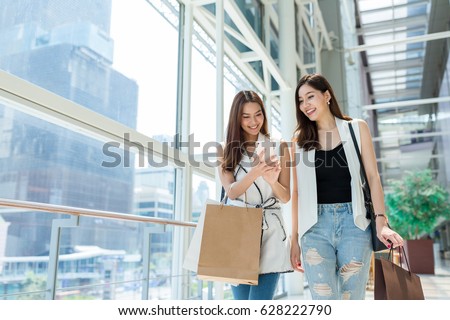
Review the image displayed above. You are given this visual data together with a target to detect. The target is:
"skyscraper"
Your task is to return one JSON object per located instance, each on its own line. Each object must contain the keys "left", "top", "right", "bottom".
{"left": 0, "top": 0, "right": 139, "bottom": 256}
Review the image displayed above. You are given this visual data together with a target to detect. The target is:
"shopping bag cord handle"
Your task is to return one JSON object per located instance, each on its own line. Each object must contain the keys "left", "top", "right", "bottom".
{"left": 388, "top": 246, "right": 412, "bottom": 274}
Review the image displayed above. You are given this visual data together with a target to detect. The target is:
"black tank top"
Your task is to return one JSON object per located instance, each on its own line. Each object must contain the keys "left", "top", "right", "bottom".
{"left": 315, "top": 143, "right": 352, "bottom": 204}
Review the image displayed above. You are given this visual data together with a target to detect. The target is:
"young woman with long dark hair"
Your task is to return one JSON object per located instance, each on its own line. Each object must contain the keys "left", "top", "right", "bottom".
{"left": 218, "top": 90, "right": 292, "bottom": 300}
{"left": 290, "top": 74, "right": 403, "bottom": 300}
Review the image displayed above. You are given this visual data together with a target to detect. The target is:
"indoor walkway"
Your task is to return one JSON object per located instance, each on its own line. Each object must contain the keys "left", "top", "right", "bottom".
{"left": 284, "top": 244, "right": 450, "bottom": 300}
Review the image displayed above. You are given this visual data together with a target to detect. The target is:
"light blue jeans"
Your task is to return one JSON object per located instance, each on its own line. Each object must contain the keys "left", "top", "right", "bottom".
{"left": 231, "top": 273, "right": 280, "bottom": 300}
{"left": 300, "top": 202, "right": 372, "bottom": 300}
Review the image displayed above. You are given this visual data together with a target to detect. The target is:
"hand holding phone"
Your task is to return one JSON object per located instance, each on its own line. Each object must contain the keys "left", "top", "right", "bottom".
{"left": 255, "top": 141, "right": 278, "bottom": 165}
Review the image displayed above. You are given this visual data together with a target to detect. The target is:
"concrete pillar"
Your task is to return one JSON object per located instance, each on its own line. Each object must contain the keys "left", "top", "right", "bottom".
{"left": 216, "top": 0, "right": 224, "bottom": 144}
{"left": 318, "top": 0, "right": 362, "bottom": 118}
{"left": 279, "top": 0, "right": 298, "bottom": 142}
{"left": 175, "top": 2, "right": 193, "bottom": 300}
{"left": 215, "top": 0, "right": 225, "bottom": 300}
{"left": 279, "top": 0, "right": 304, "bottom": 296}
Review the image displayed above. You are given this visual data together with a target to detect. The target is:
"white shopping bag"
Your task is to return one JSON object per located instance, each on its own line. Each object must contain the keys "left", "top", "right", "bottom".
{"left": 182, "top": 199, "right": 217, "bottom": 272}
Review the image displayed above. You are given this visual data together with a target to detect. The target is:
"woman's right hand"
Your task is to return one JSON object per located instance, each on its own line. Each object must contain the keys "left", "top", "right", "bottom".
{"left": 290, "top": 240, "right": 304, "bottom": 272}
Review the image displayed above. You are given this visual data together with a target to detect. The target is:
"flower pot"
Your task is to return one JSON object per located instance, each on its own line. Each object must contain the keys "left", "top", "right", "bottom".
{"left": 403, "top": 239, "right": 434, "bottom": 274}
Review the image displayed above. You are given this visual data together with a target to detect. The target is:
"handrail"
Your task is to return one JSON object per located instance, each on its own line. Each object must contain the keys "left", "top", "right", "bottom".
{"left": 0, "top": 198, "right": 196, "bottom": 228}
{"left": 0, "top": 70, "right": 216, "bottom": 178}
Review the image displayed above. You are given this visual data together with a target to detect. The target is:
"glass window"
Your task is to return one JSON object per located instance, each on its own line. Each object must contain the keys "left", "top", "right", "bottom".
{"left": 110, "top": 0, "right": 179, "bottom": 139}
{"left": 186, "top": 173, "right": 218, "bottom": 299}
{"left": 190, "top": 47, "right": 239, "bottom": 149}
{"left": 0, "top": 99, "right": 181, "bottom": 299}
{"left": 0, "top": 0, "right": 181, "bottom": 299}
{"left": 0, "top": 0, "right": 179, "bottom": 140}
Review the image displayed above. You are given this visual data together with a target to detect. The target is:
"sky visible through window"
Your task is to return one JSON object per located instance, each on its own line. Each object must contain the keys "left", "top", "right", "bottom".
{"left": 110, "top": 0, "right": 237, "bottom": 148}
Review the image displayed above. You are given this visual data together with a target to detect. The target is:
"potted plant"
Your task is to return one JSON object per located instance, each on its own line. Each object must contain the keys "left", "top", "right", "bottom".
{"left": 385, "top": 169, "right": 450, "bottom": 274}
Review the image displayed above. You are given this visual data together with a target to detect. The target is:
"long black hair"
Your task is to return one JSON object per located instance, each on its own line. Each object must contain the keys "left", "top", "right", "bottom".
{"left": 294, "top": 73, "right": 351, "bottom": 150}
{"left": 222, "top": 90, "right": 269, "bottom": 172}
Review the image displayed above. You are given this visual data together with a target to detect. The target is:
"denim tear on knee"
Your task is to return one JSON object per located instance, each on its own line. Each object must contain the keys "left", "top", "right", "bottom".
{"left": 342, "top": 291, "right": 351, "bottom": 300}
{"left": 305, "top": 248, "right": 324, "bottom": 266}
{"left": 339, "top": 260, "right": 364, "bottom": 283}
{"left": 313, "top": 283, "right": 333, "bottom": 297}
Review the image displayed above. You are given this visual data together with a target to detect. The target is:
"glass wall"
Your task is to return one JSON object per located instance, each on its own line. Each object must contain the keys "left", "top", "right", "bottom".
{"left": 187, "top": 173, "right": 217, "bottom": 299}
{"left": 0, "top": 0, "right": 292, "bottom": 300}
{"left": 110, "top": 0, "right": 179, "bottom": 140}
{"left": 190, "top": 25, "right": 238, "bottom": 148}
{"left": 0, "top": 0, "right": 182, "bottom": 300}
{"left": 437, "top": 56, "right": 450, "bottom": 188}
{"left": 0, "top": 99, "right": 182, "bottom": 299}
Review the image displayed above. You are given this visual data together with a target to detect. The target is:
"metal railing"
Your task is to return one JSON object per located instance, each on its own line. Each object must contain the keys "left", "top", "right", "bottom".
{"left": 0, "top": 198, "right": 196, "bottom": 228}
{"left": 0, "top": 198, "right": 291, "bottom": 300}
{"left": 0, "top": 198, "right": 196, "bottom": 300}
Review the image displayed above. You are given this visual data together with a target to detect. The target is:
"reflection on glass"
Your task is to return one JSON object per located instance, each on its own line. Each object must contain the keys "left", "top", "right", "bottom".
{"left": 0, "top": 102, "right": 179, "bottom": 299}
{"left": 0, "top": 0, "right": 138, "bottom": 129}
{"left": 0, "top": 0, "right": 181, "bottom": 299}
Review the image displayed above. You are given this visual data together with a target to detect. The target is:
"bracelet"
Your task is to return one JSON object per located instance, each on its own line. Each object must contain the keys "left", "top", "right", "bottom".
{"left": 375, "top": 214, "right": 389, "bottom": 223}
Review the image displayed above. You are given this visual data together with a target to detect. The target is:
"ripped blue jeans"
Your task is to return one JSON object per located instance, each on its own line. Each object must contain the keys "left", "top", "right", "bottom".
{"left": 300, "top": 202, "right": 372, "bottom": 300}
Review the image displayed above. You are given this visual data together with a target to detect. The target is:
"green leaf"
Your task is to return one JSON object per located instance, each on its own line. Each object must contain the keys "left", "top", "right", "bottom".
{"left": 385, "top": 169, "right": 450, "bottom": 240}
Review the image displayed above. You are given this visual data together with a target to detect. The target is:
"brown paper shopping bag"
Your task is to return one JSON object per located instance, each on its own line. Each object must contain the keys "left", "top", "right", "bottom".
{"left": 197, "top": 202, "right": 263, "bottom": 285}
{"left": 374, "top": 247, "right": 425, "bottom": 300}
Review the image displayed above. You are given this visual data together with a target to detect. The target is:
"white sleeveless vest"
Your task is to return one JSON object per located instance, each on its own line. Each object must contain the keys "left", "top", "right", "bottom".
{"left": 295, "top": 117, "right": 370, "bottom": 240}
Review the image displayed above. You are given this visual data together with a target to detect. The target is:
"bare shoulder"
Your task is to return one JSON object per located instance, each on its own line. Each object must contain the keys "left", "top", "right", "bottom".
{"left": 351, "top": 118, "right": 366, "bottom": 126}
{"left": 291, "top": 130, "right": 301, "bottom": 143}
{"left": 353, "top": 118, "right": 372, "bottom": 139}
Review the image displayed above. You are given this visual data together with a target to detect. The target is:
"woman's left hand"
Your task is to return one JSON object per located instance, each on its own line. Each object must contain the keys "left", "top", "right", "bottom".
{"left": 262, "top": 159, "right": 281, "bottom": 185}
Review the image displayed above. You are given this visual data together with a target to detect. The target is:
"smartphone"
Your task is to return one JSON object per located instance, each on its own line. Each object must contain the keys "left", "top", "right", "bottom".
{"left": 255, "top": 141, "right": 278, "bottom": 164}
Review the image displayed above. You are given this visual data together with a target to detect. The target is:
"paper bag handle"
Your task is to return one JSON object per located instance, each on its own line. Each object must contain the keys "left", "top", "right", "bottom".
{"left": 221, "top": 182, "right": 248, "bottom": 210}
{"left": 388, "top": 246, "right": 412, "bottom": 274}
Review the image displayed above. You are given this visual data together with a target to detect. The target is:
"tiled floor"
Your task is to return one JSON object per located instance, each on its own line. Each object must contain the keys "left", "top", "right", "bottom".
{"left": 416, "top": 248, "right": 450, "bottom": 300}
{"left": 283, "top": 244, "right": 450, "bottom": 300}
